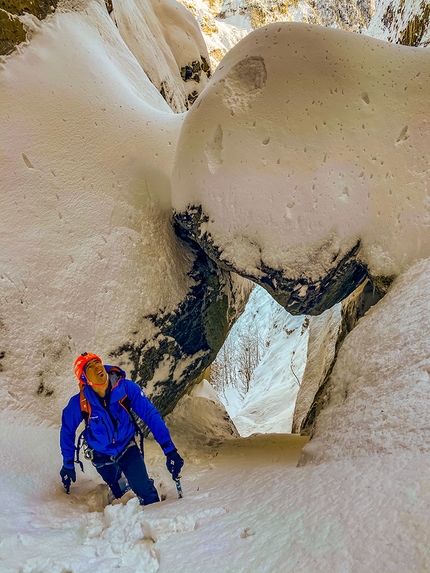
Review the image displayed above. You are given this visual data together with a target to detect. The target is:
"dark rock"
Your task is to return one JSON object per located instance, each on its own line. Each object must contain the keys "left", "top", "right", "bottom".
{"left": 0, "top": 0, "right": 58, "bottom": 55}
{"left": 180, "top": 57, "right": 211, "bottom": 85}
{"left": 201, "top": 56, "right": 211, "bottom": 77}
{"left": 0, "top": 9, "right": 26, "bottom": 55}
{"left": 174, "top": 204, "right": 369, "bottom": 316}
{"left": 0, "top": 0, "right": 57, "bottom": 19}
{"left": 187, "top": 90, "right": 199, "bottom": 106}
{"left": 109, "top": 221, "right": 247, "bottom": 415}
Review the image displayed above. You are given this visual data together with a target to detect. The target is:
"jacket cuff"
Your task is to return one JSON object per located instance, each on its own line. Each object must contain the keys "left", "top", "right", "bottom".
{"left": 160, "top": 440, "right": 176, "bottom": 455}
{"left": 63, "top": 459, "right": 75, "bottom": 469}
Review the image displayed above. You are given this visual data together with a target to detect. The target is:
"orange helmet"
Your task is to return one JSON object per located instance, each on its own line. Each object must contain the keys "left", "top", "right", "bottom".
{"left": 74, "top": 352, "right": 102, "bottom": 384}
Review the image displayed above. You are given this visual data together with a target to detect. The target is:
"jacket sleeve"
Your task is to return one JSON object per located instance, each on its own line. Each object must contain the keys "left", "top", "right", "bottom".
{"left": 60, "top": 394, "right": 83, "bottom": 467}
{"left": 125, "top": 379, "right": 176, "bottom": 454}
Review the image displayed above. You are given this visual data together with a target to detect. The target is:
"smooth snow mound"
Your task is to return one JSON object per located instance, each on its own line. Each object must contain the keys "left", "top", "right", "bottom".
{"left": 172, "top": 22, "right": 430, "bottom": 281}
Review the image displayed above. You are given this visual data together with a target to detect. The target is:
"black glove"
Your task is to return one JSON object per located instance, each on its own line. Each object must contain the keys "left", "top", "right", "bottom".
{"left": 60, "top": 463, "right": 76, "bottom": 494}
{"left": 166, "top": 450, "right": 184, "bottom": 480}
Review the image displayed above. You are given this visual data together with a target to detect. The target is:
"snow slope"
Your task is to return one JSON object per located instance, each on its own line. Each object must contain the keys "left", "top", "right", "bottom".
{"left": 111, "top": 0, "right": 211, "bottom": 112}
{"left": 213, "top": 286, "right": 310, "bottom": 435}
{"left": 2, "top": 349, "right": 430, "bottom": 572}
{"left": 0, "top": 0, "right": 187, "bottom": 421}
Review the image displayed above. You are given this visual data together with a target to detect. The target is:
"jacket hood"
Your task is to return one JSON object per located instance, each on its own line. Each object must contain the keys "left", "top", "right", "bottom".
{"left": 105, "top": 365, "right": 127, "bottom": 385}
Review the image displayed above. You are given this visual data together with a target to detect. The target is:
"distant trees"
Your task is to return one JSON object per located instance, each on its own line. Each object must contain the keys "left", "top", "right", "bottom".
{"left": 210, "top": 323, "right": 264, "bottom": 398}
{"left": 209, "top": 313, "right": 310, "bottom": 398}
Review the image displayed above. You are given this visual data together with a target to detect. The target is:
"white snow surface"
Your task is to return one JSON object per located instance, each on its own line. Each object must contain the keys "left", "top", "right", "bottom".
{"left": 2, "top": 261, "right": 430, "bottom": 573}
{"left": 172, "top": 22, "right": 430, "bottom": 281}
{"left": 300, "top": 256, "right": 430, "bottom": 465}
{"left": 111, "top": 0, "right": 211, "bottom": 112}
{"left": 0, "top": 0, "right": 206, "bottom": 423}
{"left": 214, "top": 286, "right": 309, "bottom": 435}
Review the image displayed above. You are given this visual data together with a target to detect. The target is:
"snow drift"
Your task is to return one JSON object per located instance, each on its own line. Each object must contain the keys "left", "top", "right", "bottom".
{"left": 299, "top": 256, "right": 430, "bottom": 464}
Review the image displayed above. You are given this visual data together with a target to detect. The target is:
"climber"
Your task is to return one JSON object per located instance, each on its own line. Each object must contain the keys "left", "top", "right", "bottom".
{"left": 59, "top": 352, "right": 184, "bottom": 505}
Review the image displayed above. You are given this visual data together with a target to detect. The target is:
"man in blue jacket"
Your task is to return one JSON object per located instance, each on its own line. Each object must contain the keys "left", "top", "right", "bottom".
{"left": 60, "top": 352, "right": 184, "bottom": 505}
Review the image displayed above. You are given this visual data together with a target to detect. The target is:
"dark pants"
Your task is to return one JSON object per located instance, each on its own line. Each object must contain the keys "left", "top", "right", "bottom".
{"left": 92, "top": 442, "right": 160, "bottom": 505}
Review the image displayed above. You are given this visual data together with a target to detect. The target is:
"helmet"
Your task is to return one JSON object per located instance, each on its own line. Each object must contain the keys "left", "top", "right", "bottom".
{"left": 74, "top": 352, "right": 102, "bottom": 384}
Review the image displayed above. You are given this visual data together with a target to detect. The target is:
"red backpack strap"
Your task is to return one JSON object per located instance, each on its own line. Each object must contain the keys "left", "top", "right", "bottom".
{"left": 79, "top": 383, "right": 91, "bottom": 425}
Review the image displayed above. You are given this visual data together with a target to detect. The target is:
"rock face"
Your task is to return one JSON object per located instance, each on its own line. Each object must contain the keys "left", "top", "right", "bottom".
{"left": 291, "top": 303, "right": 342, "bottom": 434}
{"left": 0, "top": 0, "right": 57, "bottom": 55}
{"left": 295, "top": 278, "right": 387, "bottom": 436}
{"left": 177, "top": 0, "right": 374, "bottom": 68}
{"left": 0, "top": 0, "right": 250, "bottom": 424}
{"left": 367, "top": 0, "right": 430, "bottom": 46}
{"left": 110, "top": 226, "right": 251, "bottom": 414}
{"left": 172, "top": 22, "right": 430, "bottom": 316}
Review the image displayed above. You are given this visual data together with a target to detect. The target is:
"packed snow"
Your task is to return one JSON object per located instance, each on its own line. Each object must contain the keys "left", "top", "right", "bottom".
{"left": 2, "top": 257, "right": 430, "bottom": 573}
{"left": 172, "top": 22, "right": 430, "bottom": 282}
{"left": 300, "top": 256, "right": 430, "bottom": 464}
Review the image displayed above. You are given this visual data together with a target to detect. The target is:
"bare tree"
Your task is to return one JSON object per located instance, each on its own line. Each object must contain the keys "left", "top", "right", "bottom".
{"left": 236, "top": 326, "right": 262, "bottom": 395}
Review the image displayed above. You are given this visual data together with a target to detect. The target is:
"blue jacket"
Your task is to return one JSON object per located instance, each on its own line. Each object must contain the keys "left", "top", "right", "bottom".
{"left": 60, "top": 365, "right": 176, "bottom": 467}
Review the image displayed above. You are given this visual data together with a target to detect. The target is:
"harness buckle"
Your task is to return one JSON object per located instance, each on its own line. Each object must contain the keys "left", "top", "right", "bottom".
{"left": 83, "top": 444, "right": 94, "bottom": 461}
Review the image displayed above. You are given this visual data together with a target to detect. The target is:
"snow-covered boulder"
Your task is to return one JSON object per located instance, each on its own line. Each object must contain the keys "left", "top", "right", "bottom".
{"left": 0, "top": 1, "right": 250, "bottom": 423}
{"left": 172, "top": 22, "right": 430, "bottom": 315}
{"left": 298, "top": 256, "right": 430, "bottom": 465}
{"left": 166, "top": 379, "right": 240, "bottom": 458}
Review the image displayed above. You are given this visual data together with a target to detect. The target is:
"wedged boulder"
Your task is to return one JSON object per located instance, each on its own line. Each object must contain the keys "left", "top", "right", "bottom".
{"left": 172, "top": 22, "right": 430, "bottom": 316}
{"left": 0, "top": 1, "right": 250, "bottom": 424}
